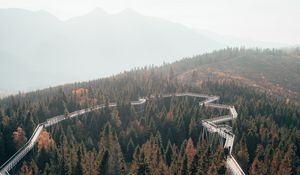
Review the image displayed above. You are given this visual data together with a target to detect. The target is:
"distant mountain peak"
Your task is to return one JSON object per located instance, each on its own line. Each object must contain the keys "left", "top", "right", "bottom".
{"left": 36, "top": 10, "right": 60, "bottom": 20}
{"left": 89, "top": 7, "right": 108, "bottom": 16}
{"left": 117, "top": 8, "right": 141, "bottom": 16}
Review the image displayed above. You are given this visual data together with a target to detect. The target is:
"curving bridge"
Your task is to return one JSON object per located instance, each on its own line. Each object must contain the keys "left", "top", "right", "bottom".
{"left": 0, "top": 92, "right": 245, "bottom": 175}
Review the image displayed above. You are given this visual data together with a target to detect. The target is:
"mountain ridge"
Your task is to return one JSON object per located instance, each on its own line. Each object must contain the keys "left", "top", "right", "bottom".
{"left": 1, "top": 8, "right": 292, "bottom": 92}
{"left": 0, "top": 8, "right": 224, "bottom": 91}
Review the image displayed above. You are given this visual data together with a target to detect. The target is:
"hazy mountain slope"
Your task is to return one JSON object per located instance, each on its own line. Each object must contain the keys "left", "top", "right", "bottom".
{"left": 198, "top": 30, "right": 287, "bottom": 48}
{"left": 0, "top": 50, "right": 34, "bottom": 90}
{"left": 0, "top": 8, "right": 62, "bottom": 58}
{"left": 0, "top": 8, "right": 224, "bottom": 91}
{"left": 172, "top": 48, "right": 300, "bottom": 102}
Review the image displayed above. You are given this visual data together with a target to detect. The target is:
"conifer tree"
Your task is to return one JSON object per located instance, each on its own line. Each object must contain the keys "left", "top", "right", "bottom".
{"left": 25, "top": 112, "right": 35, "bottom": 138}
{"left": 190, "top": 146, "right": 203, "bottom": 175}
{"left": 237, "top": 136, "right": 249, "bottom": 170}
{"left": 126, "top": 138, "right": 135, "bottom": 162}
{"left": 180, "top": 155, "right": 189, "bottom": 175}
{"left": 278, "top": 154, "right": 292, "bottom": 175}
{"left": 19, "top": 162, "right": 32, "bottom": 175}
{"left": 99, "top": 150, "right": 109, "bottom": 175}
{"left": 165, "top": 140, "right": 173, "bottom": 167}
{"left": 207, "top": 162, "right": 218, "bottom": 175}
{"left": 137, "top": 150, "right": 150, "bottom": 175}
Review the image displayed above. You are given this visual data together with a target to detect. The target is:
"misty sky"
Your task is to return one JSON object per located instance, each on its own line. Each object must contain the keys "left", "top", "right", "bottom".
{"left": 0, "top": 0, "right": 299, "bottom": 45}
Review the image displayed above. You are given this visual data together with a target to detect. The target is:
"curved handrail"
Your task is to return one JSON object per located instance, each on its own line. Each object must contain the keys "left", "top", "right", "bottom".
{"left": 198, "top": 96, "right": 245, "bottom": 175}
{"left": 0, "top": 124, "right": 43, "bottom": 174}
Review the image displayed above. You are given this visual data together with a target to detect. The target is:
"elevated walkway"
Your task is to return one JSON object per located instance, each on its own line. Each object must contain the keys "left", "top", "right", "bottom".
{"left": 0, "top": 93, "right": 245, "bottom": 175}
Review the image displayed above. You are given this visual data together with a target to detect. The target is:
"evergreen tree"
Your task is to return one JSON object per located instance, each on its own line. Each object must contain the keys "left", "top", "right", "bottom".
{"left": 237, "top": 136, "right": 249, "bottom": 170}
{"left": 207, "top": 162, "right": 218, "bottom": 175}
{"left": 278, "top": 154, "right": 292, "bottom": 175}
{"left": 137, "top": 150, "right": 150, "bottom": 175}
{"left": 99, "top": 150, "right": 109, "bottom": 175}
{"left": 190, "top": 148, "right": 201, "bottom": 175}
{"left": 180, "top": 155, "right": 189, "bottom": 175}
{"left": 165, "top": 140, "right": 173, "bottom": 167}
{"left": 126, "top": 138, "right": 135, "bottom": 162}
{"left": 24, "top": 112, "right": 35, "bottom": 138}
{"left": 19, "top": 162, "right": 32, "bottom": 175}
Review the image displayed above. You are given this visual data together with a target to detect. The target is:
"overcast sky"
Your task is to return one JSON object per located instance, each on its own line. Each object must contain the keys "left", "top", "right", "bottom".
{"left": 1, "top": 0, "right": 299, "bottom": 45}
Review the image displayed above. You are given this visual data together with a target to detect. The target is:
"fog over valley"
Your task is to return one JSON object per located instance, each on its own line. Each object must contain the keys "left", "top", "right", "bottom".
{"left": 0, "top": 8, "right": 294, "bottom": 92}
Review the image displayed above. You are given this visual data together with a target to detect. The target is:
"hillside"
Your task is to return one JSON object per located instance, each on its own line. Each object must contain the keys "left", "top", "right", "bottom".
{"left": 168, "top": 48, "right": 300, "bottom": 102}
{"left": 0, "top": 48, "right": 299, "bottom": 174}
